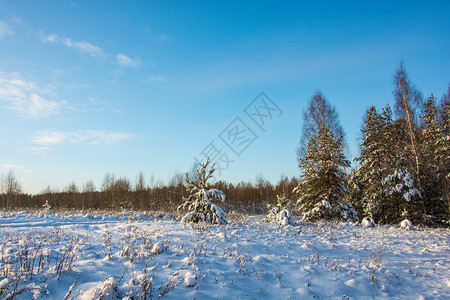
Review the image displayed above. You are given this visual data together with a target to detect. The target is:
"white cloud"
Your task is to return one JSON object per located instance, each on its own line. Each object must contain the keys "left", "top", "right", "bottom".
{"left": 144, "top": 75, "right": 166, "bottom": 83}
{"left": 0, "top": 71, "right": 66, "bottom": 118}
{"left": 40, "top": 33, "right": 59, "bottom": 43}
{"left": 39, "top": 32, "right": 105, "bottom": 57}
{"left": 39, "top": 33, "right": 142, "bottom": 66}
{"left": 0, "top": 21, "right": 14, "bottom": 38}
{"left": 0, "top": 18, "right": 23, "bottom": 39}
{"left": 64, "top": 38, "right": 105, "bottom": 57}
{"left": 116, "top": 53, "right": 140, "bottom": 67}
{"left": 32, "top": 130, "right": 133, "bottom": 145}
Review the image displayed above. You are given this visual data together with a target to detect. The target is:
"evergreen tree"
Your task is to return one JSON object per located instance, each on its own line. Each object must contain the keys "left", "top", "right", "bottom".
{"left": 438, "top": 84, "right": 449, "bottom": 135}
{"left": 295, "top": 125, "right": 357, "bottom": 222}
{"left": 178, "top": 160, "right": 227, "bottom": 225}
{"left": 354, "top": 104, "right": 422, "bottom": 224}
{"left": 419, "top": 95, "right": 448, "bottom": 223}
{"left": 437, "top": 92, "right": 450, "bottom": 216}
{"left": 354, "top": 106, "right": 385, "bottom": 221}
{"left": 353, "top": 105, "right": 401, "bottom": 223}
{"left": 267, "top": 193, "right": 293, "bottom": 226}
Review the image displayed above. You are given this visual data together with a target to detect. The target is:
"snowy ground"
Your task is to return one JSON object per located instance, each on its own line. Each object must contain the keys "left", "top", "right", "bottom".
{"left": 0, "top": 211, "right": 448, "bottom": 299}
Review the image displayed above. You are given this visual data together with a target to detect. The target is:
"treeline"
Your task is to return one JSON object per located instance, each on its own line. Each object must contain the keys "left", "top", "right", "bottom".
{"left": 0, "top": 173, "right": 298, "bottom": 214}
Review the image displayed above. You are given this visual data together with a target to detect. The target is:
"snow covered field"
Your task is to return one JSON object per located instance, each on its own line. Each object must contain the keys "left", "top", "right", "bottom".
{"left": 0, "top": 211, "right": 448, "bottom": 299}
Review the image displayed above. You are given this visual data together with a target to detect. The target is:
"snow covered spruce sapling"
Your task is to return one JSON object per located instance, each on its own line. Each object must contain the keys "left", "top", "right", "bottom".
{"left": 267, "top": 193, "right": 293, "bottom": 226}
{"left": 43, "top": 200, "right": 52, "bottom": 210}
{"left": 178, "top": 159, "right": 227, "bottom": 225}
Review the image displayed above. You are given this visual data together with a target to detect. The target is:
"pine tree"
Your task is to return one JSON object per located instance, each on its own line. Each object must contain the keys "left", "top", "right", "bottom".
{"left": 419, "top": 95, "right": 448, "bottom": 223}
{"left": 438, "top": 84, "right": 449, "bottom": 135}
{"left": 178, "top": 160, "right": 227, "bottom": 225}
{"left": 354, "top": 104, "right": 421, "bottom": 224}
{"left": 437, "top": 93, "right": 450, "bottom": 218}
{"left": 295, "top": 125, "right": 357, "bottom": 222}
{"left": 354, "top": 106, "right": 388, "bottom": 221}
{"left": 353, "top": 105, "right": 401, "bottom": 223}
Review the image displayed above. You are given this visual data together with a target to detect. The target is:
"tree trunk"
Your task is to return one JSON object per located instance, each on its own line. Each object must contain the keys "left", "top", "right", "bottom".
{"left": 400, "top": 81, "right": 422, "bottom": 191}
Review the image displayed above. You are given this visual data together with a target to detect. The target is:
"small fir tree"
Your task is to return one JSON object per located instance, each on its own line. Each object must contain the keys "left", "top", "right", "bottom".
{"left": 178, "top": 160, "right": 227, "bottom": 225}
{"left": 42, "top": 200, "right": 52, "bottom": 210}
{"left": 267, "top": 193, "right": 293, "bottom": 226}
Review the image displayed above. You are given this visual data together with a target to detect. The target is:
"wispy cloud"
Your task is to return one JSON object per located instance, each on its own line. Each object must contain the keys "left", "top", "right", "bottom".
{"left": 32, "top": 130, "right": 133, "bottom": 145}
{"left": 0, "top": 165, "right": 32, "bottom": 173}
{"left": 27, "top": 146, "right": 51, "bottom": 154}
{"left": 0, "top": 71, "right": 66, "bottom": 118}
{"left": 116, "top": 53, "right": 140, "bottom": 67}
{"left": 85, "top": 97, "right": 122, "bottom": 113}
{"left": 0, "top": 20, "right": 14, "bottom": 38}
{"left": 1, "top": 164, "right": 22, "bottom": 170}
{"left": 40, "top": 32, "right": 139, "bottom": 66}
{"left": 0, "top": 18, "right": 22, "bottom": 39}
{"left": 40, "top": 33, "right": 58, "bottom": 43}
{"left": 40, "top": 32, "right": 105, "bottom": 57}
{"left": 143, "top": 75, "right": 166, "bottom": 83}
{"left": 111, "top": 69, "right": 125, "bottom": 75}
{"left": 64, "top": 38, "right": 105, "bottom": 57}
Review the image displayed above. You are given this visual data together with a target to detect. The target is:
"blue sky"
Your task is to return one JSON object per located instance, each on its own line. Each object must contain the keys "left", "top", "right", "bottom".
{"left": 1, "top": 1, "right": 449, "bottom": 194}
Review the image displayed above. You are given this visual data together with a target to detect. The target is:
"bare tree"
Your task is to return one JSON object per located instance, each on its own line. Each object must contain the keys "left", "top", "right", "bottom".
{"left": 2, "top": 170, "right": 22, "bottom": 208}
{"left": 101, "top": 173, "right": 115, "bottom": 209}
{"left": 135, "top": 172, "right": 146, "bottom": 192}
{"left": 111, "top": 177, "right": 132, "bottom": 210}
{"left": 135, "top": 172, "right": 146, "bottom": 209}
{"left": 168, "top": 170, "right": 184, "bottom": 187}
{"left": 439, "top": 84, "right": 449, "bottom": 135}
{"left": 393, "top": 62, "right": 423, "bottom": 189}
{"left": 298, "top": 90, "right": 346, "bottom": 158}
{"left": 83, "top": 180, "right": 96, "bottom": 209}
{"left": 64, "top": 182, "right": 79, "bottom": 208}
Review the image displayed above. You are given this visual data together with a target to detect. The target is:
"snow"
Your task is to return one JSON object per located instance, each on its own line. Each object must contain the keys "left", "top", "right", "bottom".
{"left": 401, "top": 219, "right": 414, "bottom": 230}
{"left": 383, "top": 167, "right": 421, "bottom": 202}
{"left": 184, "top": 272, "right": 197, "bottom": 287}
{"left": 362, "top": 217, "right": 375, "bottom": 227}
{"left": 0, "top": 211, "right": 448, "bottom": 299}
{"left": 277, "top": 209, "right": 292, "bottom": 226}
{"left": 151, "top": 242, "right": 164, "bottom": 254}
